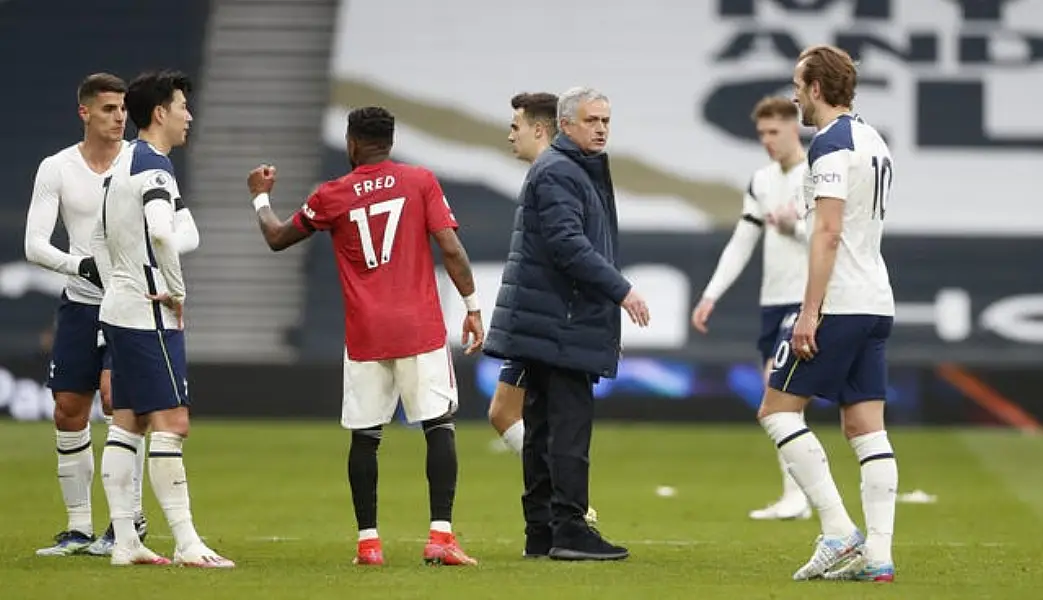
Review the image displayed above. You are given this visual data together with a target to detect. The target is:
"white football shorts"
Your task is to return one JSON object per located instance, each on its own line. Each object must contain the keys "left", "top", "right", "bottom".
{"left": 340, "top": 344, "right": 459, "bottom": 430}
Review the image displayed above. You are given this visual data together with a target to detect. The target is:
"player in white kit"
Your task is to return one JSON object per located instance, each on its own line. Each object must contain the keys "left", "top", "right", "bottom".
{"left": 691, "top": 96, "right": 811, "bottom": 521}
{"left": 759, "top": 45, "right": 898, "bottom": 582}
{"left": 94, "top": 70, "right": 232, "bottom": 568}
{"left": 26, "top": 73, "right": 199, "bottom": 557}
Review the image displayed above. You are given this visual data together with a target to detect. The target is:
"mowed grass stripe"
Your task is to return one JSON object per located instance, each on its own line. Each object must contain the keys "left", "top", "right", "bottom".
{"left": 1, "top": 422, "right": 1041, "bottom": 599}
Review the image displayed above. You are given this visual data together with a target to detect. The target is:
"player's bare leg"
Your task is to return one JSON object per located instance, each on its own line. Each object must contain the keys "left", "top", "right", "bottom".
{"left": 348, "top": 426, "right": 384, "bottom": 565}
{"left": 749, "top": 360, "right": 811, "bottom": 521}
{"left": 758, "top": 388, "right": 862, "bottom": 580}
{"left": 422, "top": 414, "right": 477, "bottom": 566}
{"left": 489, "top": 381, "right": 525, "bottom": 454}
{"left": 86, "top": 369, "right": 148, "bottom": 557}
{"left": 37, "top": 391, "right": 96, "bottom": 556}
{"left": 101, "top": 409, "right": 169, "bottom": 566}
{"left": 825, "top": 400, "right": 897, "bottom": 582}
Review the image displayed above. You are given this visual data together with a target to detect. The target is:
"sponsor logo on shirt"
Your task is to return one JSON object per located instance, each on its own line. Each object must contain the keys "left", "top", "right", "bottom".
{"left": 813, "top": 173, "right": 842, "bottom": 184}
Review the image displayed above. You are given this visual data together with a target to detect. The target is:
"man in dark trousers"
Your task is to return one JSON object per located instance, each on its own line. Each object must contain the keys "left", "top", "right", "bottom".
{"left": 484, "top": 86, "right": 650, "bottom": 561}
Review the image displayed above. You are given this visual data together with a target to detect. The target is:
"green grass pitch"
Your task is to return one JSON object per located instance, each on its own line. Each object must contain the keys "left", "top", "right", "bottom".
{"left": 2, "top": 420, "right": 1042, "bottom": 599}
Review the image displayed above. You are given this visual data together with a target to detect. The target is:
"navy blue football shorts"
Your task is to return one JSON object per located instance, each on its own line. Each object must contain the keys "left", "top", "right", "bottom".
{"left": 497, "top": 359, "right": 528, "bottom": 389}
{"left": 103, "top": 324, "right": 189, "bottom": 415}
{"left": 768, "top": 314, "right": 893, "bottom": 405}
{"left": 47, "top": 294, "right": 111, "bottom": 394}
{"left": 757, "top": 303, "right": 801, "bottom": 364}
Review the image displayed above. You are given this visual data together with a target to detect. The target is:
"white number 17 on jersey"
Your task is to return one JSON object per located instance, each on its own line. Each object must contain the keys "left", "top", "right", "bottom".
{"left": 349, "top": 197, "right": 406, "bottom": 269}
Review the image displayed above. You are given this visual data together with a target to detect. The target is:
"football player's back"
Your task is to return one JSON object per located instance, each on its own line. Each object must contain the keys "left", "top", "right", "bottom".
{"left": 302, "top": 158, "right": 459, "bottom": 362}
{"left": 334, "top": 162, "right": 444, "bottom": 304}
{"left": 253, "top": 106, "right": 481, "bottom": 567}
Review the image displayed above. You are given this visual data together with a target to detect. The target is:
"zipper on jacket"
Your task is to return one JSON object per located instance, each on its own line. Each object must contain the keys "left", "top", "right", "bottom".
{"left": 565, "top": 284, "right": 578, "bottom": 322}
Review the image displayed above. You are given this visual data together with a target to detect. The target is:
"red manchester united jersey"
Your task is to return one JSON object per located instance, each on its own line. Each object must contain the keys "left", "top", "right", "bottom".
{"left": 292, "top": 160, "right": 458, "bottom": 361}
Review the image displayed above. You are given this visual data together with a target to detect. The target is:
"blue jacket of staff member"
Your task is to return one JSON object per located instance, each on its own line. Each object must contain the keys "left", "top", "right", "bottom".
{"left": 483, "top": 133, "right": 631, "bottom": 379}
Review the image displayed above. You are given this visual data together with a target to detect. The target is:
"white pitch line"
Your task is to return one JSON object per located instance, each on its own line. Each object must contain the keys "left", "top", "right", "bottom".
{"left": 148, "top": 535, "right": 1009, "bottom": 548}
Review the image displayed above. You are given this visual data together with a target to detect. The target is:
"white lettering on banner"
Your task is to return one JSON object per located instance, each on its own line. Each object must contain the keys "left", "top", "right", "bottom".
{"left": 895, "top": 288, "right": 973, "bottom": 342}
{"left": 0, "top": 262, "right": 66, "bottom": 298}
{"left": 895, "top": 289, "right": 1043, "bottom": 344}
{"left": 979, "top": 295, "right": 1043, "bottom": 344}
{"left": 330, "top": 0, "right": 1043, "bottom": 234}
{"left": 0, "top": 368, "right": 54, "bottom": 421}
{"left": 0, "top": 366, "right": 104, "bottom": 422}
{"left": 439, "top": 264, "right": 1043, "bottom": 348}
{"left": 619, "top": 264, "right": 690, "bottom": 348}
{"left": 438, "top": 263, "right": 690, "bottom": 350}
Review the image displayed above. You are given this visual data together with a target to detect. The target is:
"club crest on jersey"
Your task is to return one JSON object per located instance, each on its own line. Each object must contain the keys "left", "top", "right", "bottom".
{"left": 146, "top": 171, "right": 169, "bottom": 189}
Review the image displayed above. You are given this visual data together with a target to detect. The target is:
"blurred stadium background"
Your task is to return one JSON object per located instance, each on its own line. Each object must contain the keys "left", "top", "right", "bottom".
{"left": 3, "top": 0, "right": 1041, "bottom": 430}
{"left": 3, "top": 2, "right": 1043, "bottom": 597}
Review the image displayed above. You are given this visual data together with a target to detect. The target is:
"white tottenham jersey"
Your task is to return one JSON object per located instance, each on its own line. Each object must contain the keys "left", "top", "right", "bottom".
{"left": 24, "top": 142, "right": 129, "bottom": 304}
{"left": 99, "top": 141, "right": 185, "bottom": 330}
{"left": 743, "top": 161, "right": 808, "bottom": 306}
{"left": 803, "top": 114, "right": 895, "bottom": 316}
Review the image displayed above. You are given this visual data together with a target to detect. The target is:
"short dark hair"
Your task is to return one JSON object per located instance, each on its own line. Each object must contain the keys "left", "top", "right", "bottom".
{"left": 348, "top": 106, "right": 395, "bottom": 148}
{"left": 751, "top": 96, "right": 798, "bottom": 121}
{"left": 798, "top": 45, "right": 857, "bottom": 108}
{"left": 511, "top": 92, "right": 558, "bottom": 131}
{"left": 126, "top": 70, "right": 192, "bottom": 130}
{"left": 77, "top": 73, "right": 126, "bottom": 105}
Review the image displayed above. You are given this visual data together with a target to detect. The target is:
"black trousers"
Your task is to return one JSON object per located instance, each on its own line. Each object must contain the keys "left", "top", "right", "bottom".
{"left": 521, "top": 362, "right": 594, "bottom": 537}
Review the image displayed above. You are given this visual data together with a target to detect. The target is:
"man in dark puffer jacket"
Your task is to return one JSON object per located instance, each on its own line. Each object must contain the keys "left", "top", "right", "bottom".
{"left": 484, "top": 86, "right": 650, "bottom": 561}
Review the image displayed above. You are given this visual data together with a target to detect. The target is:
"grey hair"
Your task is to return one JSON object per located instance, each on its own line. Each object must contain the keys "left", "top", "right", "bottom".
{"left": 557, "top": 87, "right": 609, "bottom": 124}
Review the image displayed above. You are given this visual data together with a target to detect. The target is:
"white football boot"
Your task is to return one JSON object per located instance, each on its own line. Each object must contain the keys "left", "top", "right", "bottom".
{"left": 792, "top": 530, "right": 865, "bottom": 581}
{"left": 174, "top": 544, "right": 236, "bottom": 568}
{"left": 110, "top": 543, "right": 171, "bottom": 566}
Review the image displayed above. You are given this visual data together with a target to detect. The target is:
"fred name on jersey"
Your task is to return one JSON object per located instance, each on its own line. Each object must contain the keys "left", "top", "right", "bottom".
{"left": 301, "top": 175, "right": 398, "bottom": 220}
{"left": 352, "top": 175, "right": 396, "bottom": 197}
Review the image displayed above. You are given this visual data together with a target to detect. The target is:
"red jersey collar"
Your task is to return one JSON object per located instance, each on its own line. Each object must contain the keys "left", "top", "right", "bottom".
{"left": 352, "top": 160, "right": 392, "bottom": 174}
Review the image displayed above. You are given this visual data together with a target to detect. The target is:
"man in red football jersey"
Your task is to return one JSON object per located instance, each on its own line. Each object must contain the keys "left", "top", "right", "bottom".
{"left": 245, "top": 106, "right": 483, "bottom": 567}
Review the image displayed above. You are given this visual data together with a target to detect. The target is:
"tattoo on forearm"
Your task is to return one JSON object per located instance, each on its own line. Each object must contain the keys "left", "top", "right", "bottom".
{"left": 444, "top": 255, "right": 475, "bottom": 296}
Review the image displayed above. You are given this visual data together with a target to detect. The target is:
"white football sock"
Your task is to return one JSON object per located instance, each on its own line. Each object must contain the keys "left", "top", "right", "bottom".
{"left": 105, "top": 417, "right": 145, "bottom": 519}
{"left": 501, "top": 420, "right": 524, "bottom": 456}
{"left": 760, "top": 412, "right": 857, "bottom": 538}
{"left": 133, "top": 436, "right": 146, "bottom": 518}
{"left": 778, "top": 449, "right": 805, "bottom": 502}
{"left": 149, "top": 432, "right": 203, "bottom": 552}
{"left": 851, "top": 431, "right": 897, "bottom": 565}
{"left": 358, "top": 528, "right": 379, "bottom": 541}
{"left": 56, "top": 427, "right": 94, "bottom": 536}
{"left": 101, "top": 426, "right": 142, "bottom": 546}
{"left": 430, "top": 520, "right": 452, "bottom": 534}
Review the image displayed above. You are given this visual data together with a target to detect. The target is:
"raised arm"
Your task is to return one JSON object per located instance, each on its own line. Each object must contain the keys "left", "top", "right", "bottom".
{"left": 247, "top": 165, "right": 313, "bottom": 252}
